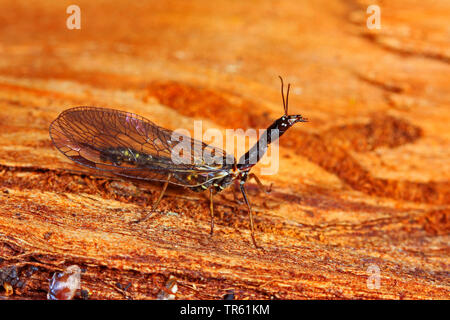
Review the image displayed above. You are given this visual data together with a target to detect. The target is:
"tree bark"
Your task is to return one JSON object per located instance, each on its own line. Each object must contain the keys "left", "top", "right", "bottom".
{"left": 0, "top": 0, "right": 448, "bottom": 299}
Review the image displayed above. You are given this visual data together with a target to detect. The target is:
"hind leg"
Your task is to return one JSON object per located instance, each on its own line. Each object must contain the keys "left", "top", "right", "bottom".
{"left": 133, "top": 174, "right": 171, "bottom": 223}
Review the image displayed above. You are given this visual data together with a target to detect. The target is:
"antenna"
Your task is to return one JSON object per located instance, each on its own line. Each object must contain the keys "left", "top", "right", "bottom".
{"left": 286, "top": 83, "right": 290, "bottom": 115}
{"left": 279, "top": 76, "right": 291, "bottom": 115}
{"left": 279, "top": 76, "right": 286, "bottom": 115}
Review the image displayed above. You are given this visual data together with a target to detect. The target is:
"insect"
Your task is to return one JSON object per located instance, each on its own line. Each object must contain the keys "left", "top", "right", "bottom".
{"left": 49, "top": 77, "right": 307, "bottom": 247}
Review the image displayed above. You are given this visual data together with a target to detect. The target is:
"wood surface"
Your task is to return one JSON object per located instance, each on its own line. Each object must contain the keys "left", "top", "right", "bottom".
{"left": 0, "top": 0, "right": 449, "bottom": 299}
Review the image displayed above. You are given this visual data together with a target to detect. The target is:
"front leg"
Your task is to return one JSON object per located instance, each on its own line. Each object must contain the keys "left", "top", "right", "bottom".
{"left": 248, "top": 173, "right": 273, "bottom": 194}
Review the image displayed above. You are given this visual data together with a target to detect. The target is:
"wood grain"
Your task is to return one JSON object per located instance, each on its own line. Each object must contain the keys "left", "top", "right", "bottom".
{"left": 0, "top": 0, "right": 449, "bottom": 299}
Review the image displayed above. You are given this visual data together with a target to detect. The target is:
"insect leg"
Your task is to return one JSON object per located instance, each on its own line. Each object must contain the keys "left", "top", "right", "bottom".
{"left": 239, "top": 183, "right": 260, "bottom": 248}
{"left": 232, "top": 180, "right": 243, "bottom": 204}
{"left": 151, "top": 177, "right": 170, "bottom": 211}
{"left": 209, "top": 188, "right": 214, "bottom": 236}
{"left": 133, "top": 174, "right": 171, "bottom": 223}
{"left": 248, "top": 173, "right": 273, "bottom": 194}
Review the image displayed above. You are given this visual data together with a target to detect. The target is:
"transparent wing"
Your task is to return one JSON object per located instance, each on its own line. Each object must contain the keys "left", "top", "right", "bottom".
{"left": 49, "top": 106, "right": 235, "bottom": 187}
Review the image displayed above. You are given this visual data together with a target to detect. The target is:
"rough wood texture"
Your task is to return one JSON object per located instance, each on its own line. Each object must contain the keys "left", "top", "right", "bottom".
{"left": 0, "top": 0, "right": 449, "bottom": 299}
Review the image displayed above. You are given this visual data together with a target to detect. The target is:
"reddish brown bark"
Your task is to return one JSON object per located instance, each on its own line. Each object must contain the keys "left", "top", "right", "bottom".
{"left": 0, "top": 0, "right": 449, "bottom": 299}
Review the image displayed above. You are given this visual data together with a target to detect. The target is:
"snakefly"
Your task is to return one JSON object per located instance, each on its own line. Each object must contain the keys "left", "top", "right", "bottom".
{"left": 49, "top": 77, "right": 307, "bottom": 247}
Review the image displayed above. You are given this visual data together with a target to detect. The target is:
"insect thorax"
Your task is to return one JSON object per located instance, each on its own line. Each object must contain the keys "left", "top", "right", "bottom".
{"left": 190, "top": 170, "right": 236, "bottom": 193}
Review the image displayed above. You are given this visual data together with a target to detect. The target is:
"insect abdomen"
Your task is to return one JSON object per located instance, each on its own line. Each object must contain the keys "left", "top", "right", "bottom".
{"left": 99, "top": 147, "right": 152, "bottom": 167}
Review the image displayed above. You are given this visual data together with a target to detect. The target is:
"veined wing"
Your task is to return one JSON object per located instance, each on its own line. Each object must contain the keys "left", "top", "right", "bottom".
{"left": 49, "top": 106, "right": 235, "bottom": 187}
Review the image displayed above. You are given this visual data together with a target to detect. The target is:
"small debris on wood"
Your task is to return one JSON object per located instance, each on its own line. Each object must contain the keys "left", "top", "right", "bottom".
{"left": 47, "top": 265, "right": 82, "bottom": 300}
{"left": 80, "top": 289, "right": 90, "bottom": 300}
{"left": 223, "top": 289, "right": 235, "bottom": 300}
{"left": 157, "top": 275, "right": 178, "bottom": 300}
{"left": 0, "top": 265, "right": 26, "bottom": 296}
{"left": 116, "top": 282, "right": 132, "bottom": 291}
